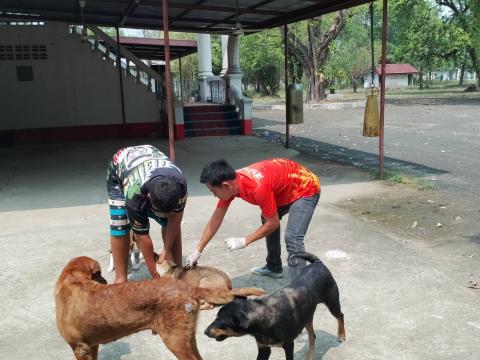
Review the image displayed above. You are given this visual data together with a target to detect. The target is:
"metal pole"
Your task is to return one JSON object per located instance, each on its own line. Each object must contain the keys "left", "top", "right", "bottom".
{"left": 116, "top": 27, "right": 127, "bottom": 137}
{"left": 284, "top": 25, "right": 289, "bottom": 149}
{"left": 379, "top": 0, "right": 388, "bottom": 178}
{"left": 179, "top": 56, "right": 183, "bottom": 101}
{"left": 162, "top": 0, "right": 175, "bottom": 162}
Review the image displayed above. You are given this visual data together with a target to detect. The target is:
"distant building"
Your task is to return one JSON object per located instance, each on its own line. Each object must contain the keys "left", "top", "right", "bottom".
{"left": 364, "top": 64, "right": 419, "bottom": 88}
{"left": 432, "top": 69, "right": 477, "bottom": 82}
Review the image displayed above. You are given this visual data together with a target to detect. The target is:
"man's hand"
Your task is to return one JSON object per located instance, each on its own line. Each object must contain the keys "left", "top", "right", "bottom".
{"left": 186, "top": 249, "right": 202, "bottom": 268}
{"left": 225, "top": 237, "right": 246, "bottom": 251}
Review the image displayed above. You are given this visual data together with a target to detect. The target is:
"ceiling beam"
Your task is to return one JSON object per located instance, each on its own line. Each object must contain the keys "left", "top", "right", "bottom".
{"left": 117, "top": 0, "right": 140, "bottom": 27}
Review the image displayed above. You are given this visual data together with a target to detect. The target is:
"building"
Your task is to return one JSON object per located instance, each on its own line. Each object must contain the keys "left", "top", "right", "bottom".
{"left": 364, "top": 64, "right": 419, "bottom": 88}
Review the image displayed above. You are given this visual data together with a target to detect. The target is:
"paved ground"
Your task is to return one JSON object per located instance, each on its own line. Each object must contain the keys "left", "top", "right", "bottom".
{"left": 1, "top": 98, "right": 480, "bottom": 359}
{"left": 254, "top": 95, "right": 480, "bottom": 286}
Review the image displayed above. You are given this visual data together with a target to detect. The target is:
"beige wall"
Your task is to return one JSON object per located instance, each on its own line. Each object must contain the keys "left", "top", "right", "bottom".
{"left": 0, "top": 22, "right": 162, "bottom": 130}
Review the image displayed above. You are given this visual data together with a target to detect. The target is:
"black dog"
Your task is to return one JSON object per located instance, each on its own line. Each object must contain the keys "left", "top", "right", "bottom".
{"left": 204, "top": 252, "right": 345, "bottom": 360}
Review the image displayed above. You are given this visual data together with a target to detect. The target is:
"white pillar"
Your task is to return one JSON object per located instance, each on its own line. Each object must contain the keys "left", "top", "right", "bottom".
{"left": 226, "top": 34, "right": 243, "bottom": 100}
{"left": 220, "top": 35, "right": 229, "bottom": 76}
{"left": 197, "top": 34, "right": 213, "bottom": 102}
{"left": 227, "top": 35, "right": 241, "bottom": 75}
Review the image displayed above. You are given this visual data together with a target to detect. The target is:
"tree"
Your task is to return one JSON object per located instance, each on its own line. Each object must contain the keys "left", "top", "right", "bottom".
{"left": 331, "top": 7, "right": 381, "bottom": 92}
{"left": 285, "top": 11, "right": 349, "bottom": 102}
{"left": 389, "top": 0, "right": 466, "bottom": 89}
{"left": 435, "top": 0, "right": 480, "bottom": 86}
{"left": 240, "top": 29, "right": 283, "bottom": 96}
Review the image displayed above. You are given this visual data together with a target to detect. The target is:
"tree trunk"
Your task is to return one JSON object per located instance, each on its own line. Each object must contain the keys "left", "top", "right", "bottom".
{"left": 459, "top": 62, "right": 465, "bottom": 86}
{"left": 419, "top": 72, "right": 424, "bottom": 90}
{"left": 467, "top": 46, "right": 480, "bottom": 87}
{"left": 284, "top": 11, "right": 348, "bottom": 103}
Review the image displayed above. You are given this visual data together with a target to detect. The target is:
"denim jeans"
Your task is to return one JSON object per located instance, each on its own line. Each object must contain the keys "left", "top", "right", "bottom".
{"left": 261, "top": 193, "right": 320, "bottom": 280}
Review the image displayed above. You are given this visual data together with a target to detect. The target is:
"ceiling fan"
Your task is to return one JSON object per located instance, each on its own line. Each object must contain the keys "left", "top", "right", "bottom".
{"left": 209, "top": 0, "right": 263, "bottom": 35}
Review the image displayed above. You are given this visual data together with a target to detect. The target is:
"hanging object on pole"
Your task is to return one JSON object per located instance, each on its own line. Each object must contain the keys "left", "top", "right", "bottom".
{"left": 363, "top": 1, "right": 379, "bottom": 137}
{"left": 363, "top": 85, "right": 380, "bottom": 136}
{"left": 287, "top": 83, "right": 304, "bottom": 124}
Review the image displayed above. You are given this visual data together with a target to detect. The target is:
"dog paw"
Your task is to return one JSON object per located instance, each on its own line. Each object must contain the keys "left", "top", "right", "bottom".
{"left": 338, "top": 334, "right": 346, "bottom": 342}
{"left": 107, "top": 266, "right": 114, "bottom": 273}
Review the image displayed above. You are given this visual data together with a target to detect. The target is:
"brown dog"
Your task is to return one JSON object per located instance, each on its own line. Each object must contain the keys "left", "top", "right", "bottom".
{"left": 55, "top": 256, "right": 265, "bottom": 360}
{"left": 156, "top": 260, "right": 234, "bottom": 309}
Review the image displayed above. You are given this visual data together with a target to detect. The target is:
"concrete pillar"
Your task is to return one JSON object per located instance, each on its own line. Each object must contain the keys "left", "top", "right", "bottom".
{"left": 226, "top": 35, "right": 243, "bottom": 97}
{"left": 226, "top": 35, "right": 241, "bottom": 75}
{"left": 197, "top": 34, "right": 213, "bottom": 102}
{"left": 220, "top": 35, "right": 228, "bottom": 76}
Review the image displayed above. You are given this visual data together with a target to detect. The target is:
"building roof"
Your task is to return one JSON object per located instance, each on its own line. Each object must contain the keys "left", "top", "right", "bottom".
{"left": 116, "top": 37, "right": 197, "bottom": 60}
{"left": 0, "top": 0, "right": 372, "bottom": 33}
{"left": 376, "top": 64, "right": 419, "bottom": 75}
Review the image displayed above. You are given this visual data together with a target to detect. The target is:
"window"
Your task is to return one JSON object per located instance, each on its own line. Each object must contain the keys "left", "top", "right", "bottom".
{"left": 0, "top": 44, "right": 47, "bottom": 60}
{"left": 16, "top": 65, "right": 33, "bottom": 81}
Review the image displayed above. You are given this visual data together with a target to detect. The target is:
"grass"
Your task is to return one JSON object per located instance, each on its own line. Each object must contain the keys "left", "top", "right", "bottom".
{"left": 381, "top": 170, "right": 435, "bottom": 190}
{"left": 249, "top": 82, "right": 479, "bottom": 103}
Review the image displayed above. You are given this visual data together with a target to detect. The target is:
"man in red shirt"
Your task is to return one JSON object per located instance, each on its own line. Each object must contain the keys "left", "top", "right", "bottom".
{"left": 186, "top": 158, "right": 320, "bottom": 280}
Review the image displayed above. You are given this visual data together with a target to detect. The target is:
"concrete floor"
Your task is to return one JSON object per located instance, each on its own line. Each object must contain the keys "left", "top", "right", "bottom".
{"left": 0, "top": 136, "right": 479, "bottom": 359}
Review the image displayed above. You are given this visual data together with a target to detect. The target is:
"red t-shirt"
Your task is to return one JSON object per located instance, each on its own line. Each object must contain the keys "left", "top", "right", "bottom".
{"left": 217, "top": 159, "right": 320, "bottom": 218}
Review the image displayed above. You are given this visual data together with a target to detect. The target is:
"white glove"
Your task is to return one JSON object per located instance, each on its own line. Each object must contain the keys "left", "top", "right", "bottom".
{"left": 225, "top": 237, "right": 246, "bottom": 251}
{"left": 186, "top": 250, "right": 202, "bottom": 267}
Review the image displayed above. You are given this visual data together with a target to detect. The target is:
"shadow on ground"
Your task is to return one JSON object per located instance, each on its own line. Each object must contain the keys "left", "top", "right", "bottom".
{"left": 98, "top": 341, "right": 131, "bottom": 360}
{"left": 294, "top": 330, "right": 342, "bottom": 359}
{"left": 254, "top": 129, "right": 448, "bottom": 179}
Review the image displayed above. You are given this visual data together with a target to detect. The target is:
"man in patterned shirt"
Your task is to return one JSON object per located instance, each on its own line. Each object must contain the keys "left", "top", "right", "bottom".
{"left": 186, "top": 158, "right": 320, "bottom": 280}
{"left": 107, "top": 145, "right": 187, "bottom": 283}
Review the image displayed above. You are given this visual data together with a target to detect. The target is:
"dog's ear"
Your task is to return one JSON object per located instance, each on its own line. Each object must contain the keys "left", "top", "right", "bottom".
{"left": 234, "top": 311, "right": 250, "bottom": 330}
{"left": 91, "top": 271, "right": 107, "bottom": 284}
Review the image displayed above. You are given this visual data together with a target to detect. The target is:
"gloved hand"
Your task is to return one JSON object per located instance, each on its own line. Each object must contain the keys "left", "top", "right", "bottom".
{"left": 225, "top": 237, "right": 246, "bottom": 251}
{"left": 185, "top": 249, "right": 202, "bottom": 268}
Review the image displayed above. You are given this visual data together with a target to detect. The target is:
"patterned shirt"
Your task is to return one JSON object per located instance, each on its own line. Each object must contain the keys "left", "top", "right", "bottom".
{"left": 109, "top": 145, "right": 187, "bottom": 233}
{"left": 217, "top": 158, "right": 320, "bottom": 218}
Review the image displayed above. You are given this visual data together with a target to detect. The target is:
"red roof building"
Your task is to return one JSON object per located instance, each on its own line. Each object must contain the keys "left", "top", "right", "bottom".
{"left": 365, "top": 64, "right": 419, "bottom": 88}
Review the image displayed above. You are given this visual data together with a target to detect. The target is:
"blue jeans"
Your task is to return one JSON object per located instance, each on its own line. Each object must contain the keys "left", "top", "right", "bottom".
{"left": 262, "top": 193, "right": 320, "bottom": 280}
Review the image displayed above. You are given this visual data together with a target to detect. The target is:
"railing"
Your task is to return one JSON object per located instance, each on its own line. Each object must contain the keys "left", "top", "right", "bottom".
{"left": 173, "top": 79, "right": 199, "bottom": 102}
{"left": 229, "top": 85, "right": 253, "bottom": 121}
{"left": 209, "top": 77, "right": 225, "bottom": 103}
{"left": 70, "top": 25, "right": 163, "bottom": 94}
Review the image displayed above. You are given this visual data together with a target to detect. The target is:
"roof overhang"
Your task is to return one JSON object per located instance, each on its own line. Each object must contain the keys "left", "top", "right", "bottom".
{"left": 0, "top": 0, "right": 372, "bottom": 34}
{"left": 116, "top": 37, "right": 197, "bottom": 60}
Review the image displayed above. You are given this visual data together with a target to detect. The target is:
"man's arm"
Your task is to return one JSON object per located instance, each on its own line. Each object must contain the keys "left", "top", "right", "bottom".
{"left": 244, "top": 213, "right": 280, "bottom": 245}
{"left": 162, "top": 211, "right": 183, "bottom": 260}
{"left": 134, "top": 233, "right": 160, "bottom": 278}
{"left": 197, "top": 205, "right": 229, "bottom": 252}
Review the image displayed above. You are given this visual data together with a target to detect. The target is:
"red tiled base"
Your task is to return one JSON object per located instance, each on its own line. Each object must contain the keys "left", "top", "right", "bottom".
{"left": 242, "top": 119, "right": 253, "bottom": 135}
{"left": 0, "top": 122, "right": 164, "bottom": 145}
{"left": 175, "top": 124, "right": 185, "bottom": 140}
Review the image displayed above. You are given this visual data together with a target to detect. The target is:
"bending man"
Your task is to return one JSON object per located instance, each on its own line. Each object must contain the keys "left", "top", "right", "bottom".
{"left": 107, "top": 145, "right": 187, "bottom": 283}
{"left": 186, "top": 158, "right": 319, "bottom": 280}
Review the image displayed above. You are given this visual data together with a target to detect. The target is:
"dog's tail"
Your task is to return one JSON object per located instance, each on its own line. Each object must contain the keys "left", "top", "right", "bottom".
{"left": 191, "top": 287, "right": 265, "bottom": 305}
{"left": 288, "top": 251, "right": 322, "bottom": 267}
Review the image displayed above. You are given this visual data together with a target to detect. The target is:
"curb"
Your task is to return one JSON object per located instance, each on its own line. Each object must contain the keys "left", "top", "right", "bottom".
{"left": 253, "top": 101, "right": 365, "bottom": 111}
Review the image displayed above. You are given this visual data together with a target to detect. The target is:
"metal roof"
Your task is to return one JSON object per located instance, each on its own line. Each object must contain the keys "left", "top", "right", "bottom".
{"left": 116, "top": 37, "right": 197, "bottom": 60}
{"left": 0, "top": 0, "right": 372, "bottom": 33}
{"left": 376, "top": 64, "right": 419, "bottom": 75}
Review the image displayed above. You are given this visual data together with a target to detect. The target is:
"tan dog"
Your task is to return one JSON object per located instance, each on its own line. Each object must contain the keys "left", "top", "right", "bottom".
{"left": 156, "top": 260, "right": 234, "bottom": 309}
{"left": 55, "top": 256, "right": 264, "bottom": 360}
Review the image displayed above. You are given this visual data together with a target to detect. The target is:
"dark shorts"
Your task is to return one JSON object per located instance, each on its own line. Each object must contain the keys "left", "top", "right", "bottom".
{"left": 107, "top": 171, "right": 167, "bottom": 236}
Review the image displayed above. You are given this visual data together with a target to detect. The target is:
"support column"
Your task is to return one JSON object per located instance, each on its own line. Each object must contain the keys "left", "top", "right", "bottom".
{"left": 220, "top": 35, "right": 229, "bottom": 75}
{"left": 226, "top": 34, "right": 243, "bottom": 92}
{"left": 226, "top": 34, "right": 251, "bottom": 135}
{"left": 197, "top": 33, "right": 213, "bottom": 102}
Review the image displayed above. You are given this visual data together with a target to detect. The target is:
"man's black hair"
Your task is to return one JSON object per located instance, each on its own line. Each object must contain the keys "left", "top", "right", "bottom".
{"left": 148, "top": 176, "right": 184, "bottom": 213}
{"left": 200, "top": 159, "right": 236, "bottom": 187}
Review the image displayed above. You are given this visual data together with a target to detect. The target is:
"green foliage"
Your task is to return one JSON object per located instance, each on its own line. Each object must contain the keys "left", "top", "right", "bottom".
{"left": 240, "top": 29, "right": 283, "bottom": 96}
